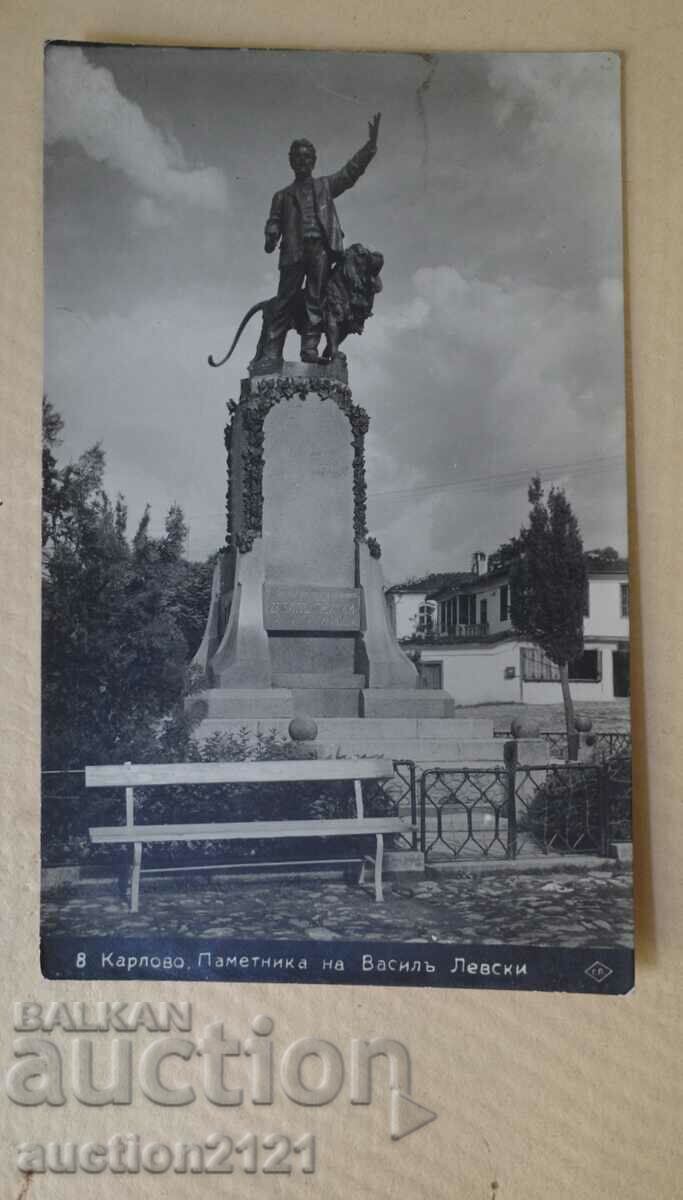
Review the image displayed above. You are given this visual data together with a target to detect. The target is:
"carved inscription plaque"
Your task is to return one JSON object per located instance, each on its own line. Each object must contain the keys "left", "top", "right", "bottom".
{"left": 264, "top": 585, "right": 361, "bottom": 632}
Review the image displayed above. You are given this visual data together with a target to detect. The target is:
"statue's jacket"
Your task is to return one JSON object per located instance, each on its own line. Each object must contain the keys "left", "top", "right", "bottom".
{"left": 265, "top": 140, "right": 376, "bottom": 266}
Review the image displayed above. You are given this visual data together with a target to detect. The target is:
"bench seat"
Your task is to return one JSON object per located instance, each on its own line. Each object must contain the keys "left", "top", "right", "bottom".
{"left": 86, "top": 758, "right": 414, "bottom": 911}
{"left": 90, "top": 817, "right": 410, "bottom": 844}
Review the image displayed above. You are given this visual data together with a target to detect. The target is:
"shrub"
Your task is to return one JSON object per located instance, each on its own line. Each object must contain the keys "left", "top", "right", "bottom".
{"left": 517, "top": 752, "right": 632, "bottom": 852}
{"left": 42, "top": 722, "right": 397, "bottom": 869}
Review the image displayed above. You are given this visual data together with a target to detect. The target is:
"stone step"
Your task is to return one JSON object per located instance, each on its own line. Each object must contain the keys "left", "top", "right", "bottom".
{"left": 311, "top": 738, "right": 507, "bottom": 761}
{"left": 290, "top": 688, "right": 360, "bottom": 717}
{"left": 194, "top": 716, "right": 495, "bottom": 739}
{"left": 195, "top": 724, "right": 508, "bottom": 763}
{"left": 272, "top": 673, "right": 365, "bottom": 689}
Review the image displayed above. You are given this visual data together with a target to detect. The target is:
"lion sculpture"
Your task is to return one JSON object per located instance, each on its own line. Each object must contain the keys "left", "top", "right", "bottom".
{"left": 209, "top": 243, "right": 384, "bottom": 371}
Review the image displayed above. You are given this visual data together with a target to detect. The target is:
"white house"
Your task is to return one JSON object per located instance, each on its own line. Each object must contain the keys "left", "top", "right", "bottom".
{"left": 388, "top": 554, "right": 630, "bottom": 704}
{"left": 385, "top": 572, "right": 474, "bottom": 641}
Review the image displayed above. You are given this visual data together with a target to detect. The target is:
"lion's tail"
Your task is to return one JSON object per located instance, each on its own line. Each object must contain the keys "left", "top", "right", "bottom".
{"left": 208, "top": 300, "right": 269, "bottom": 368}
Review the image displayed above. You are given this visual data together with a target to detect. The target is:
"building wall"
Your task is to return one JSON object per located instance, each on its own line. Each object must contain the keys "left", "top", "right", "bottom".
{"left": 420, "top": 641, "right": 522, "bottom": 705}
{"left": 419, "top": 638, "right": 621, "bottom": 705}
{"left": 473, "top": 580, "right": 511, "bottom": 636}
{"left": 584, "top": 576, "right": 629, "bottom": 639}
{"left": 388, "top": 591, "right": 431, "bottom": 640}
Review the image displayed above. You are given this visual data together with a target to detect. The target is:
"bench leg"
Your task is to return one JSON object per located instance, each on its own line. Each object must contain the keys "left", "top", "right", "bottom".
{"left": 130, "top": 842, "right": 142, "bottom": 913}
{"left": 374, "top": 834, "right": 384, "bottom": 903}
{"left": 358, "top": 860, "right": 367, "bottom": 886}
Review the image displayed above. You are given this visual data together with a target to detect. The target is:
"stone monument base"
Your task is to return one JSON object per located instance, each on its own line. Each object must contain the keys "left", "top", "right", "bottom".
{"left": 188, "top": 360, "right": 458, "bottom": 722}
{"left": 361, "top": 689, "right": 455, "bottom": 719}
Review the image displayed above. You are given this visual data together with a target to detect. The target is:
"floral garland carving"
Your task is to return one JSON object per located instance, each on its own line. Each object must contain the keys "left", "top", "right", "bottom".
{"left": 224, "top": 407, "right": 234, "bottom": 546}
{"left": 254, "top": 375, "right": 353, "bottom": 411}
{"left": 225, "top": 375, "right": 371, "bottom": 552}
{"left": 349, "top": 404, "right": 370, "bottom": 541}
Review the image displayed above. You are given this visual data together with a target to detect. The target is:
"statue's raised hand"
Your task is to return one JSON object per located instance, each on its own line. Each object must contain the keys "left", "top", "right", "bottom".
{"left": 368, "top": 112, "right": 381, "bottom": 148}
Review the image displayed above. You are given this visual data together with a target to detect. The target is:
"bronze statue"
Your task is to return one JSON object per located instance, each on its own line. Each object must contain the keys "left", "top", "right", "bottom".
{"left": 208, "top": 114, "right": 382, "bottom": 371}
{"left": 209, "top": 243, "right": 384, "bottom": 371}
{"left": 261, "top": 114, "right": 380, "bottom": 365}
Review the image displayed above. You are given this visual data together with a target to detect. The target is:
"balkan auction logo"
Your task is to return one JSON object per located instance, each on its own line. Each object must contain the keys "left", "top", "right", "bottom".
{"left": 4, "top": 1001, "right": 437, "bottom": 1176}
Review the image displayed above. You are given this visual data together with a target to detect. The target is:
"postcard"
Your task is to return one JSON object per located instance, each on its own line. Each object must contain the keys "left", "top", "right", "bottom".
{"left": 40, "top": 44, "right": 633, "bottom": 994}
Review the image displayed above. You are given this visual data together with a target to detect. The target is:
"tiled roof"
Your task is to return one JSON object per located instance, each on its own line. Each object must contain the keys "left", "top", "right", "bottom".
{"left": 385, "top": 572, "right": 474, "bottom": 596}
{"left": 585, "top": 556, "right": 629, "bottom": 575}
{"left": 389, "top": 555, "right": 628, "bottom": 597}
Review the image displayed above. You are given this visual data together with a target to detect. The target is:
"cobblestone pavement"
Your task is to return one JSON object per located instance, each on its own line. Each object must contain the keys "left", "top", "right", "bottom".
{"left": 43, "top": 864, "right": 633, "bottom": 948}
{"left": 455, "top": 700, "right": 631, "bottom": 733}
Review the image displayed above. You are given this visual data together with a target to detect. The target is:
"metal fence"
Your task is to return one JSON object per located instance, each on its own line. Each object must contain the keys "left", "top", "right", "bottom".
{"left": 420, "top": 754, "right": 632, "bottom": 863}
{"left": 377, "top": 759, "right": 418, "bottom": 850}
{"left": 43, "top": 752, "right": 631, "bottom": 869}
{"left": 494, "top": 728, "right": 631, "bottom": 761}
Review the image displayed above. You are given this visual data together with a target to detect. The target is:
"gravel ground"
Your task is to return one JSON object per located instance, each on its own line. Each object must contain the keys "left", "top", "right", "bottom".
{"left": 42, "top": 863, "right": 633, "bottom": 948}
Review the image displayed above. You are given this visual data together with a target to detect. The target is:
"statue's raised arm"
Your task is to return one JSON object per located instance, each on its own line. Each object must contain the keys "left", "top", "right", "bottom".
{"left": 327, "top": 112, "right": 381, "bottom": 199}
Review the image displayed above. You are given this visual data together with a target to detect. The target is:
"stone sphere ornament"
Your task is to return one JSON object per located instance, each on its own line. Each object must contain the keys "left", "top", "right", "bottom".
{"left": 288, "top": 716, "right": 319, "bottom": 742}
{"left": 510, "top": 717, "right": 541, "bottom": 739}
{"left": 574, "top": 714, "right": 593, "bottom": 733}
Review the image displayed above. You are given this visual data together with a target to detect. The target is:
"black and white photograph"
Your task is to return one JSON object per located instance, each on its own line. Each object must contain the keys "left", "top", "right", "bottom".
{"left": 41, "top": 44, "right": 633, "bottom": 992}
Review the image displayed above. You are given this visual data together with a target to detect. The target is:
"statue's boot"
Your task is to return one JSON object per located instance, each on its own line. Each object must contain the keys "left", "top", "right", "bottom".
{"left": 252, "top": 327, "right": 286, "bottom": 372}
{"left": 300, "top": 332, "right": 321, "bottom": 364}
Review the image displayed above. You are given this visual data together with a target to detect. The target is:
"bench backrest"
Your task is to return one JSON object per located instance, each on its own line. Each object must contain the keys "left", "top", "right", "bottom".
{"left": 85, "top": 759, "right": 392, "bottom": 789}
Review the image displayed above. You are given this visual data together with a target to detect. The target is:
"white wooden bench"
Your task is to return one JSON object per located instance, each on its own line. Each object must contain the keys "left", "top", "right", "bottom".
{"left": 86, "top": 759, "right": 414, "bottom": 912}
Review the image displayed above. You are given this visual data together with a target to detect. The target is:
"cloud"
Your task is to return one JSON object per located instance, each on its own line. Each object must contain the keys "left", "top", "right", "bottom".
{"left": 45, "top": 46, "right": 229, "bottom": 213}
{"left": 357, "top": 260, "right": 627, "bottom": 578}
{"left": 487, "top": 53, "right": 620, "bottom": 158}
{"left": 134, "top": 196, "right": 173, "bottom": 228}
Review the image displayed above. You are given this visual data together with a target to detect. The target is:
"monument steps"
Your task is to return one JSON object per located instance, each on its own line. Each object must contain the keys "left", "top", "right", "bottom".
{"left": 193, "top": 716, "right": 495, "bottom": 739}
{"left": 193, "top": 721, "right": 516, "bottom": 766}
{"left": 290, "top": 688, "right": 362, "bottom": 717}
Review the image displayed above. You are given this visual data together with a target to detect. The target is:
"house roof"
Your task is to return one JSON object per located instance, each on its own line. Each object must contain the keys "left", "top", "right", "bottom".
{"left": 585, "top": 557, "right": 629, "bottom": 576}
{"left": 426, "top": 573, "right": 478, "bottom": 599}
{"left": 390, "top": 555, "right": 628, "bottom": 599}
{"left": 385, "top": 572, "right": 474, "bottom": 596}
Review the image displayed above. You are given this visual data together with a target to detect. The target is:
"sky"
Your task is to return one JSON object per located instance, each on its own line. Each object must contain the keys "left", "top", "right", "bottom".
{"left": 44, "top": 45, "right": 628, "bottom": 582}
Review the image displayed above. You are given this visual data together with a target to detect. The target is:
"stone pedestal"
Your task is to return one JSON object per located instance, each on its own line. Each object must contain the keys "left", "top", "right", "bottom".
{"left": 189, "top": 361, "right": 455, "bottom": 720}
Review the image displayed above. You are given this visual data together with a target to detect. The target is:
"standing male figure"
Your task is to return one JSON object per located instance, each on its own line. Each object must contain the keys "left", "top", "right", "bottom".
{"left": 262, "top": 113, "right": 381, "bottom": 365}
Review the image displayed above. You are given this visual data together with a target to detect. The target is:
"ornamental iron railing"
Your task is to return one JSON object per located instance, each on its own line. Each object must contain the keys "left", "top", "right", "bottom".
{"left": 420, "top": 752, "right": 632, "bottom": 862}
{"left": 493, "top": 728, "right": 632, "bottom": 762}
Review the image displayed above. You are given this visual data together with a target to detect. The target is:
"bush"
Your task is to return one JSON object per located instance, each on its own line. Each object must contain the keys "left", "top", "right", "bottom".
{"left": 517, "top": 752, "right": 631, "bottom": 853}
{"left": 42, "top": 721, "right": 397, "bottom": 869}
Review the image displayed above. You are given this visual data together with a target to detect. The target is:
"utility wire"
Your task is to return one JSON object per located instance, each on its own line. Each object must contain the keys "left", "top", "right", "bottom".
{"left": 367, "top": 454, "right": 624, "bottom": 501}
{"left": 178, "top": 452, "right": 625, "bottom": 524}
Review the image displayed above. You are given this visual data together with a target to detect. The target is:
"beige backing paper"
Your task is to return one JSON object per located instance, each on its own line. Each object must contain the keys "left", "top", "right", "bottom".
{"left": 1, "top": 2, "right": 681, "bottom": 1197}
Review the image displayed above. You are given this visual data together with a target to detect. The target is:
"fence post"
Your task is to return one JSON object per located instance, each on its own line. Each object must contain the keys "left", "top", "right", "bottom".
{"left": 408, "top": 761, "right": 417, "bottom": 851}
{"left": 598, "top": 759, "right": 610, "bottom": 857}
{"left": 504, "top": 740, "right": 518, "bottom": 859}
{"left": 419, "top": 772, "right": 427, "bottom": 854}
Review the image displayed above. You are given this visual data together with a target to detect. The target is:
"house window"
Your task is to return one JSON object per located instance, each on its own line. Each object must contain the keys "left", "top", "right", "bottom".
{"left": 569, "top": 650, "right": 602, "bottom": 682}
{"left": 480, "top": 598, "right": 488, "bottom": 627}
{"left": 499, "top": 584, "right": 509, "bottom": 622}
{"left": 620, "top": 582, "right": 629, "bottom": 618}
{"left": 419, "top": 661, "right": 443, "bottom": 690}
{"left": 458, "top": 595, "right": 469, "bottom": 625}
{"left": 583, "top": 581, "right": 590, "bottom": 618}
{"left": 417, "top": 603, "right": 434, "bottom": 632}
{"left": 521, "top": 646, "right": 560, "bottom": 682}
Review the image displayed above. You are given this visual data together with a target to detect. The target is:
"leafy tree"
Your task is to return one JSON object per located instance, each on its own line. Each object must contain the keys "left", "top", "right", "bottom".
{"left": 585, "top": 546, "right": 621, "bottom": 565}
{"left": 42, "top": 403, "right": 213, "bottom": 772}
{"left": 486, "top": 540, "right": 519, "bottom": 576}
{"left": 509, "top": 477, "right": 587, "bottom": 759}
